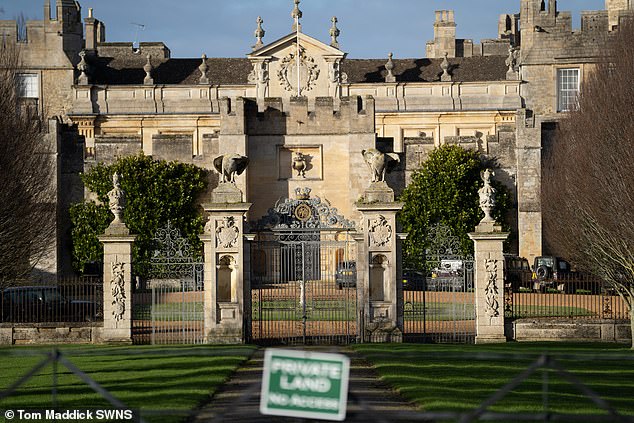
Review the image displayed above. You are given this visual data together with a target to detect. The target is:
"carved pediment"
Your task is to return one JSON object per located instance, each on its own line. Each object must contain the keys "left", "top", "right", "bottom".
{"left": 248, "top": 32, "right": 346, "bottom": 98}
{"left": 248, "top": 32, "right": 345, "bottom": 59}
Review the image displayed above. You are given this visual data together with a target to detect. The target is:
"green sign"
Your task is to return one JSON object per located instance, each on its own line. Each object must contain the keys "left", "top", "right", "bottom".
{"left": 260, "top": 349, "right": 351, "bottom": 421}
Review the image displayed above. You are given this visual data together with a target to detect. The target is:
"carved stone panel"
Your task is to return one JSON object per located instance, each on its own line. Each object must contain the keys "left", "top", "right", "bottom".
{"left": 278, "top": 145, "right": 322, "bottom": 180}
{"left": 369, "top": 215, "right": 392, "bottom": 248}
{"left": 277, "top": 45, "right": 320, "bottom": 95}
{"left": 110, "top": 259, "right": 126, "bottom": 322}
{"left": 216, "top": 217, "right": 240, "bottom": 249}
{"left": 484, "top": 258, "right": 500, "bottom": 322}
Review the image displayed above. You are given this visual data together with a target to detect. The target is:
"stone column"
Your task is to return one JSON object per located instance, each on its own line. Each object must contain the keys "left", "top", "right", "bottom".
{"left": 201, "top": 183, "right": 251, "bottom": 343}
{"left": 356, "top": 181, "right": 404, "bottom": 343}
{"left": 468, "top": 169, "right": 509, "bottom": 344}
{"left": 98, "top": 173, "right": 136, "bottom": 344}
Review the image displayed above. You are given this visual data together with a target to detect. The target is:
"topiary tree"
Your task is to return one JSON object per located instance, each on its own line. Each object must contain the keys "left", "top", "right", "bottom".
{"left": 70, "top": 154, "right": 208, "bottom": 276}
{"left": 399, "top": 145, "right": 510, "bottom": 268}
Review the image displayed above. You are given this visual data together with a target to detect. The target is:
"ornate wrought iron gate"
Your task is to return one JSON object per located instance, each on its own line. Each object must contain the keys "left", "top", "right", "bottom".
{"left": 132, "top": 222, "right": 205, "bottom": 345}
{"left": 402, "top": 224, "right": 476, "bottom": 343}
{"left": 248, "top": 189, "right": 358, "bottom": 345}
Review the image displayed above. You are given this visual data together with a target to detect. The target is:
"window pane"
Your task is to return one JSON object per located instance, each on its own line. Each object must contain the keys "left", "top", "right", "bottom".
{"left": 557, "top": 68, "right": 579, "bottom": 112}
{"left": 17, "top": 74, "right": 39, "bottom": 98}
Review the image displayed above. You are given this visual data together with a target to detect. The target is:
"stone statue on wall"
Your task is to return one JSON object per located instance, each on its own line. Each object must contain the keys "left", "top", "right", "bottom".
{"left": 362, "top": 149, "right": 400, "bottom": 183}
{"left": 107, "top": 172, "right": 126, "bottom": 224}
{"left": 214, "top": 154, "right": 250, "bottom": 183}
{"left": 478, "top": 169, "right": 497, "bottom": 223}
{"left": 292, "top": 151, "right": 307, "bottom": 178}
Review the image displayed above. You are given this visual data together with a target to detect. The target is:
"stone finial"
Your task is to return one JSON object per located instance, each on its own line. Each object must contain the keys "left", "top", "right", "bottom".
{"left": 77, "top": 50, "right": 89, "bottom": 85}
{"left": 199, "top": 54, "right": 209, "bottom": 84}
{"left": 441, "top": 52, "right": 452, "bottom": 82}
{"left": 478, "top": 169, "right": 497, "bottom": 223}
{"left": 505, "top": 47, "right": 520, "bottom": 80}
{"left": 330, "top": 16, "right": 340, "bottom": 49}
{"left": 88, "top": 8, "right": 93, "bottom": 18}
{"left": 107, "top": 172, "right": 126, "bottom": 225}
{"left": 385, "top": 53, "right": 396, "bottom": 83}
{"left": 143, "top": 54, "right": 154, "bottom": 85}
{"left": 254, "top": 16, "right": 265, "bottom": 50}
{"left": 292, "top": 0, "right": 302, "bottom": 32}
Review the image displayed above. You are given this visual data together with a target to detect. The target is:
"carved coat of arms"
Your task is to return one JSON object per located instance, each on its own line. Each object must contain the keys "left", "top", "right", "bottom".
{"left": 277, "top": 45, "right": 320, "bottom": 94}
{"left": 369, "top": 215, "right": 392, "bottom": 248}
{"left": 216, "top": 217, "right": 240, "bottom": 249}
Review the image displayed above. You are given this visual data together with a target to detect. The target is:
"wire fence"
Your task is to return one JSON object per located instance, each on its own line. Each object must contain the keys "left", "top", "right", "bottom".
{"left": 0, "top": 277, "right": 103, "bottom": 324}
{"left": 506, "top": 271, "right": 630, "bottom": 321}
{"left": 0, "top": 348, "right": 632, "bottom": 423}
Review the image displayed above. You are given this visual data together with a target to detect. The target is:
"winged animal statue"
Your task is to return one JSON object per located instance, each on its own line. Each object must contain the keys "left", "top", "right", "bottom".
{"left": 213, "top": 154, "right": 250, "bottom": 183}
{"left": 362, "top": 148, "right": 400, "bottom": 183}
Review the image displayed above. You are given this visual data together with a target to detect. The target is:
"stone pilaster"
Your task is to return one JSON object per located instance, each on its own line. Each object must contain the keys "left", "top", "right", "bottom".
{"left": 469, "top": 221, "right": 509, "bottom": 344}
{"left": 356, "top": 185, "right": 404, "bottom": 342}
{"left": 98, "top": 225, "right": 136, "bottom": 344}
{"left": 201, "top": 201, "right": 252, "bottom": 344}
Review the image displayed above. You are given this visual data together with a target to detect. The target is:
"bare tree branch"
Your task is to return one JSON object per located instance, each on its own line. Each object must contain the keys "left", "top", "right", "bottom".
{"left": 543, "top": 23, "right": 634, "bottom": 347}
{"left": 0, "top": 43, "right": 56, "bottom": 284}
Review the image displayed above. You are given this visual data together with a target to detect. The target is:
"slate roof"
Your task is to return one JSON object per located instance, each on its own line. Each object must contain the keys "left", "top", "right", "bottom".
{"left": 89, "top": 55, "right": 509, "bottom": 85}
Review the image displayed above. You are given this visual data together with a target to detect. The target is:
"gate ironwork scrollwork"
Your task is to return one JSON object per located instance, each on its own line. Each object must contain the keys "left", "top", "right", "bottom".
{"left": 249, "top": 188, "right": 358, "bottom": 345}
{"left": 148, "top": 221, "right": 203, "bottom": 286}
{"left": 402, "top": 223, "right": 476, "bottom": 343}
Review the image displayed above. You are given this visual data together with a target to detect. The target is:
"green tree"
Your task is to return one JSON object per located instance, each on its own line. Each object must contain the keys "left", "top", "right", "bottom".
{"left": 70, "top": 154, "right": 208, "bottom": 275}
{"left": 399, "top": 145, "right": 510, "bottom": 268}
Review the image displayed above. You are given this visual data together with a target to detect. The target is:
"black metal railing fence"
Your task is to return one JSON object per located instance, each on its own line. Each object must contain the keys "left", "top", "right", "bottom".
{"left": 505, "top": 271, "right": 629, "bottom": 320}
{"left": 0, "top": 276, "right": 103, "bottom": 324}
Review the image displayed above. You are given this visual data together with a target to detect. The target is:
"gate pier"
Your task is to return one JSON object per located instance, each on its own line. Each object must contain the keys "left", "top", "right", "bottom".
{"left": 356, "top": 182, "right": 405, "bottom": 343}
{"left": 202, "top": 187, "right": 251, "bottom": 344}
{"left": 98, "top": 173, "right": 136, "bottom": 344}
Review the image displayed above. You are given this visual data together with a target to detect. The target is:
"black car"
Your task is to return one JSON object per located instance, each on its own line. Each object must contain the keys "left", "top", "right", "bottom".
{"left": 532, "top": 256, "right": 574, "bottom": 292}
{"left": 402, "top": 269, "right": 426, "bottom": 291}
{"left": 335, "top": 261, "right": 356, "bottom": 289}
{"left": 1, "top": 286, "right": 102, "bottom": 323}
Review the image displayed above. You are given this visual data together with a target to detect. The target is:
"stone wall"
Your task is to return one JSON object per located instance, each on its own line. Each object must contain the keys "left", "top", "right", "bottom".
{"left": 0, "top": 324, "right": 101, "bottom": 345}
{"left": 230, "top": 96, "right": 376, "bottom": 222}
{"left": 511, "top": 319, "right": 632, "bottom": 343}
{"left": 94, "top": 135, "right": 143, "bottom": 164}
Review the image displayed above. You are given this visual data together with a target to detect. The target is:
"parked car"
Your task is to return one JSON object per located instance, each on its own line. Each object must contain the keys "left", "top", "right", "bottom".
{"left": 531, "top": 256, "right": 574, "bottom": 292}
{"left": 1, "top": 286, "right": 102, "bottom": 323}
{"left": 335, "top": 261, "right": 356, "bottom": 289}
{"left": 504, "top": 255, "right": 532, "bottom": 291}
{"left": 402, "top": 269, "right": 426, "bottom": 291}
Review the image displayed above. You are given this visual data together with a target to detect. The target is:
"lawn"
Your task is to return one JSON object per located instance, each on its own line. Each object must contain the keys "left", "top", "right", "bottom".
{"left": 0, "top": 344, "right": 256, "bottom": 423}
{"left": 353, "top": 342, "right": 634, "bottom": 420}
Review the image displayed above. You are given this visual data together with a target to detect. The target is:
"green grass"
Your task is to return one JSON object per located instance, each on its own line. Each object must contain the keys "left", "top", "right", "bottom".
{"left": 252, "top": 300, "right": 357, "bottom": 321}
{"left": 133, "top": 303, "right": 204, "bottom": 320}
{"left": 0, "top": 344, "right": 256, "bottom": 423}
{"left": 513, "top": 305, "right": 594, "bottom": 318}
{"left": 353, "top": 342, "right": 634, "bottom": 419}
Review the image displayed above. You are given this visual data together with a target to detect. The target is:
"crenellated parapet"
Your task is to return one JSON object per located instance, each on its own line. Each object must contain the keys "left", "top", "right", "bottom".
{"left": 221, "top": 96, "right": 375, "bottom": 136}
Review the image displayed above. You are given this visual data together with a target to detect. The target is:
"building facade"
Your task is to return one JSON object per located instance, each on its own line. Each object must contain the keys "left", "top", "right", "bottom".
{"left": 2, "top": 0, "right": 632, "bottom": 275}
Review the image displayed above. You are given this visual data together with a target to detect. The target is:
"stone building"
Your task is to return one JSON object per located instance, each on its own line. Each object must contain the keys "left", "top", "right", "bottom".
{"left": 2, "top": 0, "right": 631, "bottom": 275}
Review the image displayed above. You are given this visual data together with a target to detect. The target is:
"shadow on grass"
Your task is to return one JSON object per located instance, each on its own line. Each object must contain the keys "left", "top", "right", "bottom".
{"left": 352, "top": 342, "right": 634, "bottom": 417}
{"left": 0, "top": 345, "right": 257, "bottom": 423}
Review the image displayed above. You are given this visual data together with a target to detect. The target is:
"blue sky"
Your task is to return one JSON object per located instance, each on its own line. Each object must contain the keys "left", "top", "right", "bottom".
{"left": 1, "top": 0, "right": 604, "bottom": 58}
